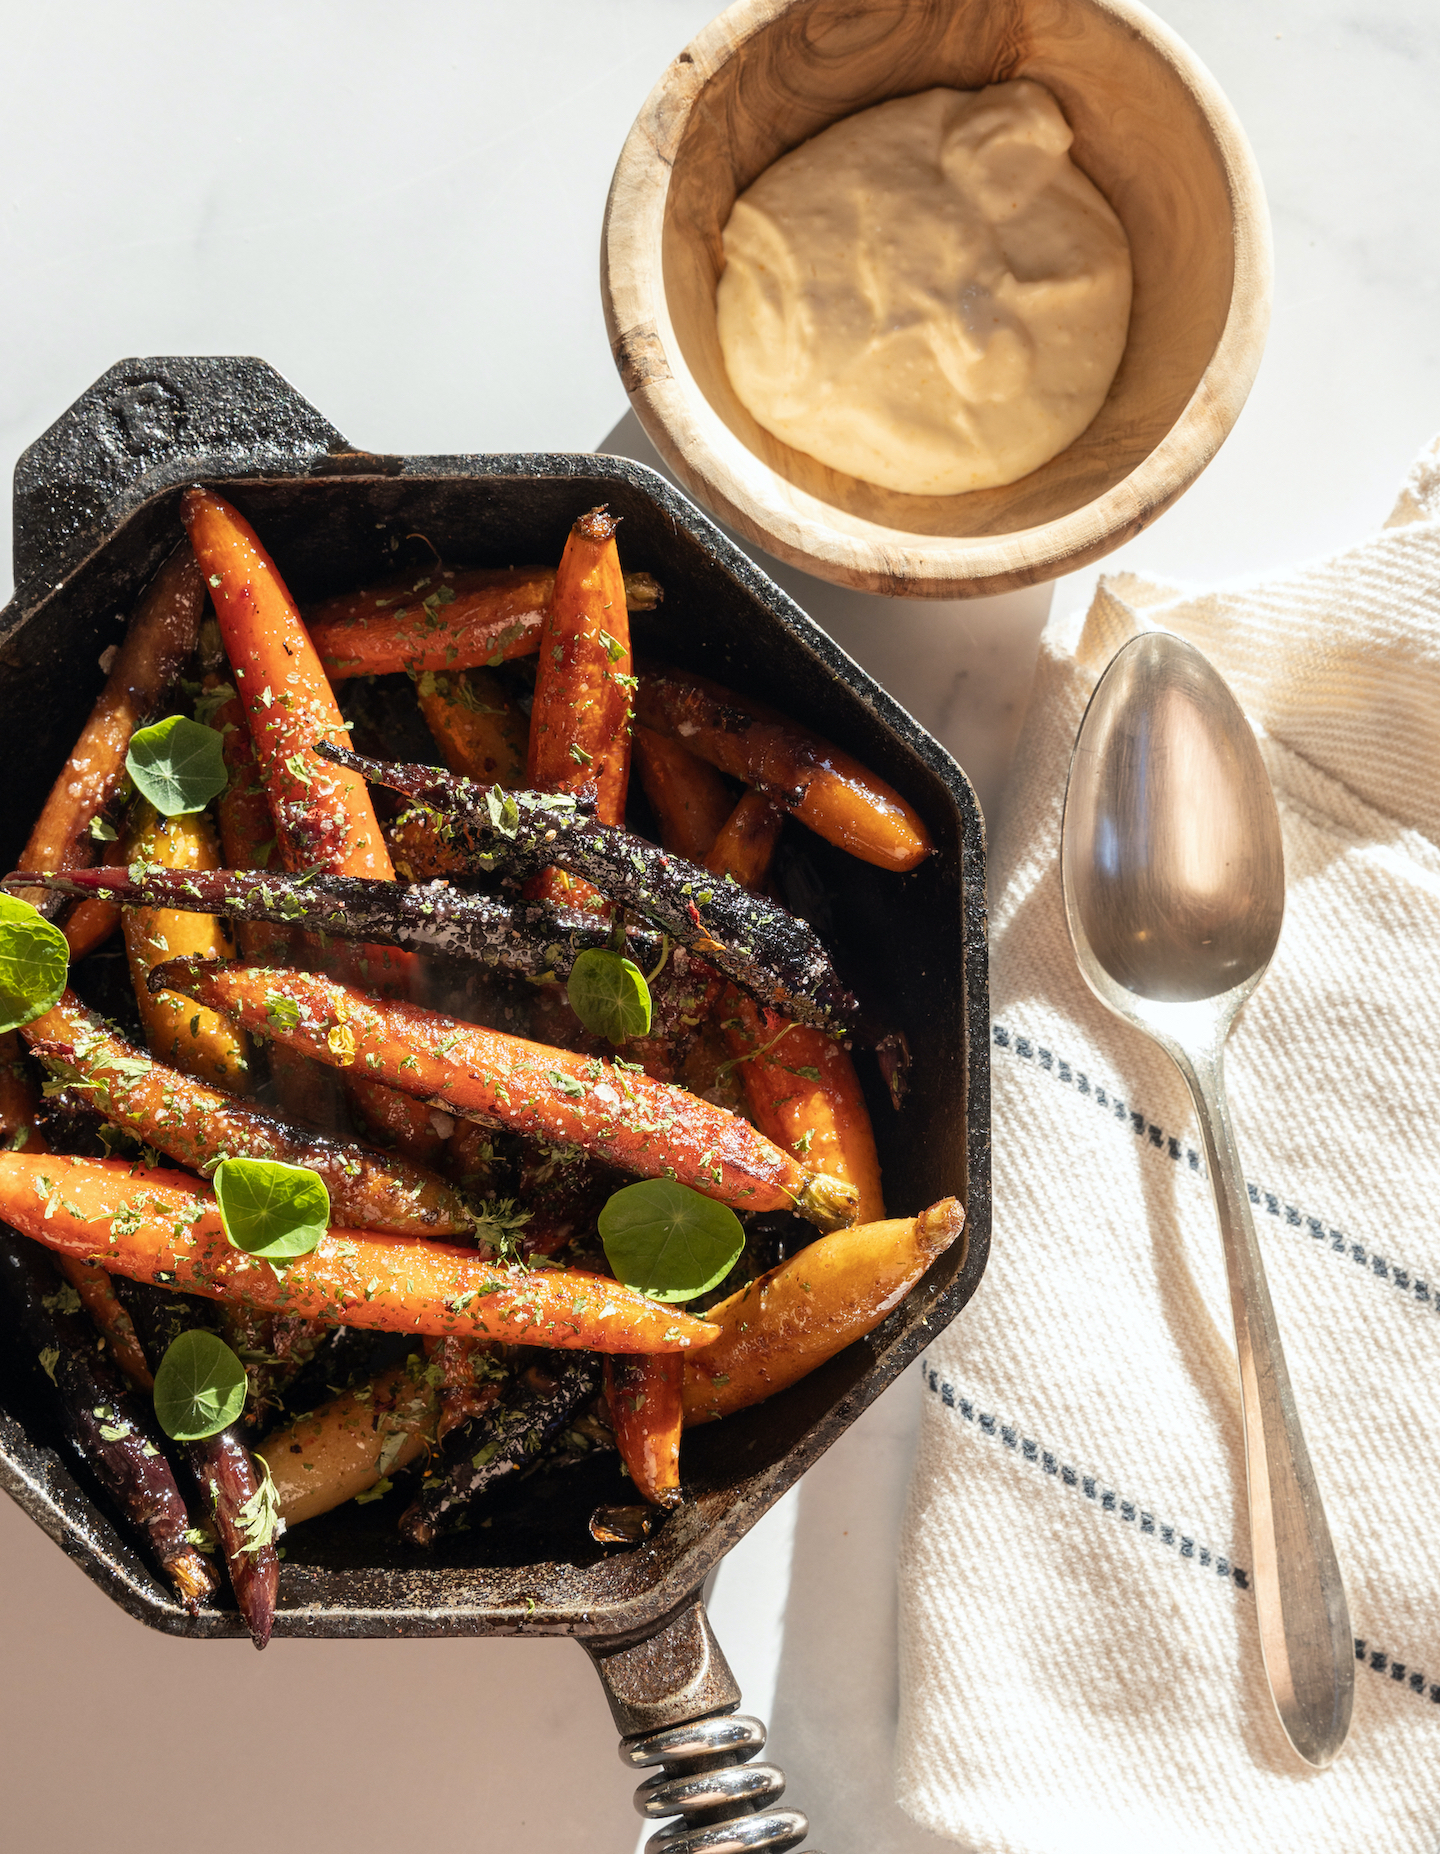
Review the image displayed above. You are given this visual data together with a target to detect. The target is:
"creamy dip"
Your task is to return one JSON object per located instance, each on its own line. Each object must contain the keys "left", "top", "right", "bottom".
{"left": 715, "top": 81, "right": 1132, "bottom": 497}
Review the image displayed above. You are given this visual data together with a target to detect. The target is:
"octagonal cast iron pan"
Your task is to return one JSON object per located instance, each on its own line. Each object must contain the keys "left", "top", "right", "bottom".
{"left": 0, "top": 358, "right": 989, "bottom": 1850}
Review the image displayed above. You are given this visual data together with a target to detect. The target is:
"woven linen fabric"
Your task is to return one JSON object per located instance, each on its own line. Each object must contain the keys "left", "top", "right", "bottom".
{"left": 895, "top": 435, "right": 1440, "bottom": 1853}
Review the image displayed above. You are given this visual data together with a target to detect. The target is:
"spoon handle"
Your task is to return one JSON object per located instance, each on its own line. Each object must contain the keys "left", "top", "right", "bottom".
{"left": 1179, "top": 1039, "right": 1354, "bottom": 1767}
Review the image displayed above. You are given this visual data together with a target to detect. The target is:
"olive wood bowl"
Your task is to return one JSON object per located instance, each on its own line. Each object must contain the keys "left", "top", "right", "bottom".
{"left": 601, "top": 0, "right": 1272, "bottom": 598}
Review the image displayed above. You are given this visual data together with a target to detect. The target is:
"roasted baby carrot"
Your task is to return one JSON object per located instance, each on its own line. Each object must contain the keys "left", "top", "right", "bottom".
{"left": 0, "top": 1031, "right": 44, "bottom": 1153}
{"left": 633, "top": 725, "right": 735, "bottom": 861}
{"left": 260, "top": 1362, "right": 437, "bottom": 1526}
{"left": 149, "top": 961, "right": 859, "bottom": 1230}
{"left": 416, "top": 667, "right": 527, "bottom": 785}
{"left": 604, "top": 1353, "right": 682, "bottom": 1507}
{"left": 303, "top": 565, "right": 662, "bottom": 681}
{"left": 118, "top": 801, "right": 252, "bottom": 1094}
{"left": 23, "top": 990, "right": 473, "bottom": 1237}
{"left": 704, "top": 789, "right": 787, "bottom": 892}
{"left": 182, "top": 487, "right": 394, "bottom": 881}
{"left": 637, "top": 664, "right": 933, "bottom": 872}
{"left": 0, "top": 1152, "right": 721, "bottom": 1353}
{"left": 720, "top": 998, "right": 885, "bottom": 1223}
{"left": 683, "top": 1198, "right": 964, "bottom": 1422}
{"left": 15, "top": 543, "right": 206, "bottom": 956}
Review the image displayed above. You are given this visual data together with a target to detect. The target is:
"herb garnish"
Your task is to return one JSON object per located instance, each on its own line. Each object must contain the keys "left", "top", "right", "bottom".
{"left": 598, "top": 1179, "right": 745, "bottom": 1302}
{"left": 0, "top": 895, "right": 69, "bottom": 1034}
{"left": 566, "top": 948, "right": 652, "bottom": 1045}
{"left": 214, "top": 1156, "right": 329, "bottom": 1261}
{"left": 152, "top": 1329, "right": 247, "bottom": 1440}
{"left": 125, "top": 714, "right": 228, "bottom": 816}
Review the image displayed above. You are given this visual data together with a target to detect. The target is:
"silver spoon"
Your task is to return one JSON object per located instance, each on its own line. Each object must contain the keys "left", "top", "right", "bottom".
{"left": 1060, "top": 630, "right": 1353, "bottom": 1768}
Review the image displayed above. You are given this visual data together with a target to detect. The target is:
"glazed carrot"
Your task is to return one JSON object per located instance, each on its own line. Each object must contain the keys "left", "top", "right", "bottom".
{"left": 182, "top": 487, "right": 393, "bottom": 880}
{"left": 344, "top": 1071, "right": 449, "bottom": 1169}
{"left": 720, "top": 998, "right": 885, "bottom": 1222}
{"left": 15, "top": 544, "right": 205, "bottom": 953}
{"left": 637, "top": 664, "right": 933, "bottom": 872}
{"left": 416, "top": 667, "right": 527, "bottom": 785}
{"left": 303, "top": 565, "right": 662, "bottom": 681}
{"left": 683, "top": 1198, "right": 964, "bottom": 1422}
{"left": 604, "top": 1353, "right": 682, "bottom": 1507}
{"left": 0, "top": 1152, "right": 719, "bottom": 1353}
{"left": 118, "top": 801, "right": 252, "bottom": 1094}
{"left": 260, "top": 1363, "right": 437, "bottom": 1525}
{"left": 633, "top": 726, "right": 734, "bottom": 861}
{"left": 704, "top": 789, "right": 787, "bottom": 891}
{"left": 23, "top": 990, "right": 474, "bottom": 1237}
{"left": 60, "top": 1259, "right": 154, "bottom": 1389}
{"left": 424, "top": 1332, "right": 505, "bottom": 1439}
{"left": 705, "top": 789, "right": 885, "bottom": 1220}
{"left": 149, "top": 961, "right": 859, "bottom": 1231}
{"left": 527, "top": 508, "right": 633, "bottom": 825}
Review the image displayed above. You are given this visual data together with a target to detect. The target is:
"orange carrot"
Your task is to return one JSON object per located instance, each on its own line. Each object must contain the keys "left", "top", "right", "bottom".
{"left": 525, "top": 507, "right": 634, "bottom": 910}
{"left": 0, "top": 1031, "right": 44, "bottom": 1153}
{"left": 637, "top": 665, "right": 933, "bottom": 872}
{"left": 633, "top": 726, "right": 734, "bottom": 861}
{"left": 16, "top": 544, "right": 205, "bottom": 957}
{"left": 416, "top": 668, "right": 527, "bottom": 785}
{"left": 151, "top": 960, "right": 859, "bottom": 1231}
{"left": 604, "top": 1353, "right": 683, "bottom": 1506}
{"left": 182, "top": 487, "right": 393, "bottom": 881}
{"left": 0, "top": 1152, "right": 718, "bottom": 1354}
{"left": 303, "top": 566, "right": 662, "bottom": 681}
{"left": 704, "top": 789, "right": 787, "bottom": 892}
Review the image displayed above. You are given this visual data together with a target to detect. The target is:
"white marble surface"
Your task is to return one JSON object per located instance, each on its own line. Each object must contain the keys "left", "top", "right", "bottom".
{"left": 1, "top": 4, "right": 1437, "bottom": 1849}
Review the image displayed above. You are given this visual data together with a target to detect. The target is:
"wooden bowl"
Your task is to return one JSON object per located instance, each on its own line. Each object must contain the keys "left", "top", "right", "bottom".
{"left": 601, "top": 0, "right": 1272, "bottom": 598}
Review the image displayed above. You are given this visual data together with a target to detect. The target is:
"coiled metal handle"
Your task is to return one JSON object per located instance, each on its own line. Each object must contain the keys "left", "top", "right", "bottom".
{"left": 622, "top": 1713, "right": 818, "bottom": 1853}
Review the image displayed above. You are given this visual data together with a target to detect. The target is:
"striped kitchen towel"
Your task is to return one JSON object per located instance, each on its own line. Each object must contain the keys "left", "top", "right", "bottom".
{"left": 896, "top": 433, "right": 1440, "bottom": 1852}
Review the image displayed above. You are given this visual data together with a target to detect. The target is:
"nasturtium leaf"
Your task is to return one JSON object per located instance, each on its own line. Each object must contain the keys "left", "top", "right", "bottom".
{"left": 214, "top": 1156, "right": 329, "bottom": 1261}
{"left": 153, "top": 1330, "right": 247, "bottom": 1440}
{"left": 598, "top": 1179, "right": 744, "bottom": 1302}
{"left": 0, "top": 894, "right": 69, "bottom": 1033}
{"left": 125, "top": 714, "right": 228, "bottom": 816}
{"left": 567, "top": 948, "right": 652, "bottom": 1045}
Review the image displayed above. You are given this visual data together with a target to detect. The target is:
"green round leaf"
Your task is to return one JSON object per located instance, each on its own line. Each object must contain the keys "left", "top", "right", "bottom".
{"left": 599, "top": 1179, "right": 745, "bottom": 1303}
{"left": 153, "top": 1329, "right": 247, "bottom": 1440}
{"left": 0, "top": 894, "right": 69, "bottom": 1034}
{"left": 214, "top": 1156, "right": 329, "bottom": 1261}
{"left": 567, "top": 948, "right": 652, "bottom": 1045}
{"left": 125, "top": 714, "right": 228, "bottom": 817}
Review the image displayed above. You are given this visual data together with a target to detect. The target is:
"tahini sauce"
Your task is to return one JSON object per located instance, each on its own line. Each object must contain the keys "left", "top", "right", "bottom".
{"left": 715, "top": 81, "right": 1132, "bottom": 497}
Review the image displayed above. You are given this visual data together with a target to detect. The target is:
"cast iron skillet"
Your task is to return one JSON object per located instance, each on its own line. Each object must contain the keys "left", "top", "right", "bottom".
{"left": 0, "top": 358, "right": 990, "bottom": 1852}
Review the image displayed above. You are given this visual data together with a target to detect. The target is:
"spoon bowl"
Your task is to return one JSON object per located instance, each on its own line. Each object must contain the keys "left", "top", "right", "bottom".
{"left": 1061, "top": 630, "right": 1353, "bottom": 1770}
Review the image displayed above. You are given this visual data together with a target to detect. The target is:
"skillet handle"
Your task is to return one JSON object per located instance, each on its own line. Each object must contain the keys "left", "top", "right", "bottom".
{"left": 11, "top": 354, "right": 395, "bottom": 601}
{"left": 583, "top": 1590, "right": 821, "bottom": 1852}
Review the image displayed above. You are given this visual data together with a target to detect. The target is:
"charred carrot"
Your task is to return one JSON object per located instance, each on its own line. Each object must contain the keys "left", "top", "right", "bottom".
{"left": 604, "top": 1353, "right": 682, "bottom": 1507}
{"left": 683, "top": 1198, "right": 964, "bottom": 1422}
{"left": 303, "top": 565, "right": 662, "bottom": 681}
{"left": 704, "top": 789, "right": 787, "bottom": 892}
{"left": 22, "top": 990, "right": 473, "bottom": 1237}
{"left": 0, "top": 1152, "right": 721, "bottom": 1353}
{"left": 633, "top": 725, "right": 735, "bottom": 861}
{"left": 637, "top": 664, "right": 933, "bottom": 872}
{"left": 424, "top": 1333, "right": 505, "bottom": 1439}
{"left": 401, "top": 1349, "right": 599, "bottom": 1545}
{"left": 118, "top": 1280, "right": 279, "bottom": 1648}
{"left": 314, "top": 745, "right": 862, "bottom": 1036}
{"left": 0, "top": 1030, "right": 44, "bottom": 1152}
{"left": 10, "top": 864, "right": 668, "bottom": 985}
{"left": 61, "top": 1259, "right": 154, "bottom": 1389}
{"left": 182, "top": 487, "right": 394, "bottom": 881}
{"left": 148, "top": 962, "right": 859, "bottom": 1230}
{"left": 0, "top": 1234, "right": 216, "bottom": 1609}
{"left": 15, "top": 544, "right": 206, "bottom": 956}
{"left": 416, "top": 667, "right": 527, "bottom": 785}
{"left": 118, "top": 801, "right": 252, "bottom": 1094}
{"left": 260, "top": 1362, "right": 437, "bottom": 1526}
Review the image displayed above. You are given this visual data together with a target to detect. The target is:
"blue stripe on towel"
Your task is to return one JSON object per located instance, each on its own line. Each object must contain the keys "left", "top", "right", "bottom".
{"left": 921, "top": 1360, "right": 1439, "bottom": 1708}
{"left": 992, "top": 1021, "right": 1438, "bottom": 1315}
